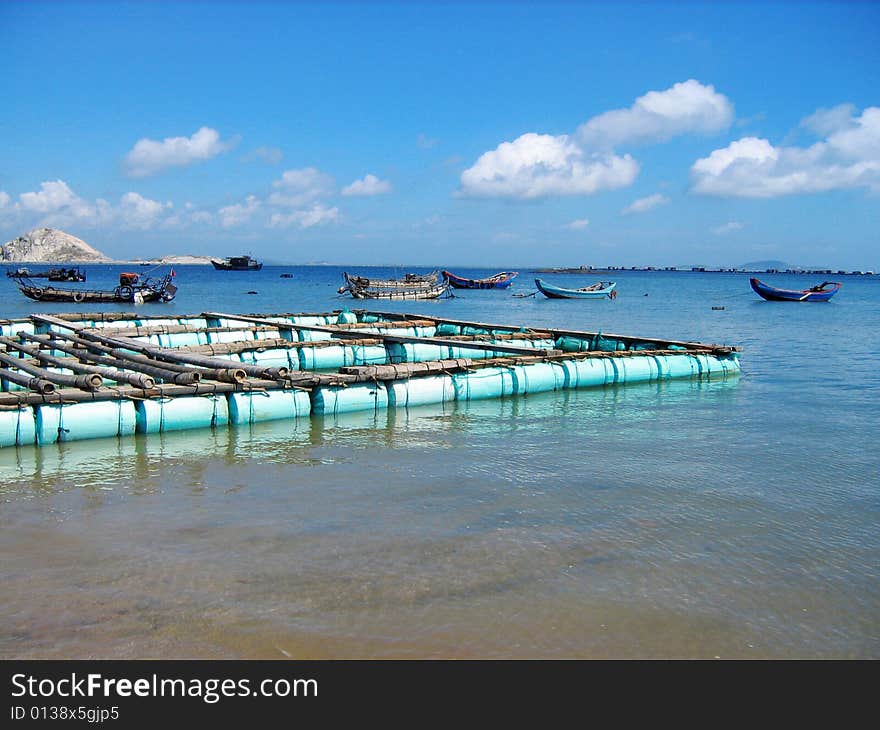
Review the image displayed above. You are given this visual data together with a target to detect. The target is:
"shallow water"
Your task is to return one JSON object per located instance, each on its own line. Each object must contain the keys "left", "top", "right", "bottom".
{"left": 1, "top": 266, "right": 878, "bottom": 658}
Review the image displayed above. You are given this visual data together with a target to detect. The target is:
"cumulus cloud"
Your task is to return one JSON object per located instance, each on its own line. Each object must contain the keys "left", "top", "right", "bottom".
{"left": 712, "top": 221, "right": 744, "bottom": 235}
{"left": 218, "top": 195, "right": 261, "bottom": 229}
{"left": 459, "top": 80, "right": 731, "bottom": 200}
{"left": 269, "top": 167, "right": 335, "bottom": 207}
{"left": 117, "top": 192, "right": 173, "bottom": 230}
{"left": 124, "top": 126, "right": 237, "bottom": 178}
{"left": 16, "top": 180, "right": 112, "bottom": 227}
{"left": 459, "top": 133, "right": 638, "bottom": 199}
{"left": 565, "top": 218, "right": 590, "bottom": 230}
{"left": 268, "top": 204, "right": 339, "bottom": 229}
{"left": 578, "top": 80, "right": 734, "bottom": 148}
{"left": 8, "top": 179, "right": 175, "bottom": 230}
{"left": 342, "top": 174, "right": 392, "bottom": 197}
{"left": 622, "top": 193, "right": 670, "bottom": 215}
{"left": 691, "top": 106, "right": 880, "bottom": 197}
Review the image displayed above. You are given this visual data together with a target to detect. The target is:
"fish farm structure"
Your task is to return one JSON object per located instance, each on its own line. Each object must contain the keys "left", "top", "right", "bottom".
{"left": 0, "top": 309, "right": 741, "bottom": 448}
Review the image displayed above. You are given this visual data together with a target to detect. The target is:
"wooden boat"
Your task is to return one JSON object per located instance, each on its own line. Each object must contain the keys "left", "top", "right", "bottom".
{"left": 535, "top": 278, "right": 617, "bottom": 299}
{"left": 442, "top": 270, "right": 519, "bottom": 289}
{"left": 339, "top": 273, "right": 451, "bottom": 300}
{"left": 340, "top": 271, "right": 439, "bottom": 290}
{"left": 749, "top": 278, "right": 842, "bottom": 302}
{"left": 211, "top": 255, "right": 263, "bottom": 271}
{"left": 6, "top": 267, "right": 86, "bottom": 281}
{"left": 14, "top": 271, "right": 177, "bottom": 304}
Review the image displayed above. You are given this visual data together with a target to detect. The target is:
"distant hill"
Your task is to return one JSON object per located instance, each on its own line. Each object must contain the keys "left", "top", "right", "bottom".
{"left": 1, "top": 228, "right": 111, "bottom": 263}
{"left": 738, "top": 260, "right": 792, "bottom": 270}
{"left": 131, "top": 255, "right": 215, "bottom": 265}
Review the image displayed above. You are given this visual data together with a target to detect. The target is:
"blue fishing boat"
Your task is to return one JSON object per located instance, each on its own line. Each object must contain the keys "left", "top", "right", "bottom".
{"left": 442, "top": 270, "right": 519, "bottom": 289}
{"left": 535, "top": 278, "right": 617, "bottom": 299}
{"left": 749, "top": 278, "right": 841, "bottom": 302}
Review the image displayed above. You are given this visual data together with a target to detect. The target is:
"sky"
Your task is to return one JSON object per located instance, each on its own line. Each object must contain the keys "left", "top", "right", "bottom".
{"left": 1, "top": 0, "right": 878, "bottom": 268}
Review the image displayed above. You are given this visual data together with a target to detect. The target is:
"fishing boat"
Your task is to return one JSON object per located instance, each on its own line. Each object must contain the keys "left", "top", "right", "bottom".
{"left": 14, "top": 271, "right": 177, "bottom": 304}
{"left": 442, "top": 270, "right": 519, "bottom": 289}
{"left": 749, "top": 278, "right": 842, "bottom": 302}
{"left": 535, "top": 278, "right": 617, "bottom": 299}
{"left": 6, "top": 267, "right": 86, "bottom": 281}
{"left": 339, "top": 272, "right": 451, "bottom": 300}
{"left": 211, "top": 255, "right": 263, "bottom": 271}
{"left": 340, "top": 271, "right": 440, "bottom": 290}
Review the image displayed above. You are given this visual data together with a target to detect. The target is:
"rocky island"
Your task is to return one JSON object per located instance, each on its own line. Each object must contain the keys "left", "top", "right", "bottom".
{"left": 1, "top": 228, "right": 111, "bottom": 263}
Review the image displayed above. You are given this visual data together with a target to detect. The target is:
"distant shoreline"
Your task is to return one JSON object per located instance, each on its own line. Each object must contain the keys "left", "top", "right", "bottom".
{"left": 530, "top": 266, "right": 876, "bottom": 276}
{"left": 2, "top": 260, "right": 875, "bottom": 275}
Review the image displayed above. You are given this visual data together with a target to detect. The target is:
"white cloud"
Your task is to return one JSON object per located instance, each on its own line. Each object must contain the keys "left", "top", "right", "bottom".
{"left": 622, "top": 193, "right": 670, "bottom": 215}
{"left": 218, "top": 195, "right": 261, "bottom": 229}
{"left": 342, "top": 174, "right": 392, "bottom": 197}
{"left": 0, "top": 191, "right": 11, "bottom": 209}
{"left": 117, "top": 192, "right": 173, "bottom": 230}
{"left": 124, "top": 126, "right": 237, "bottom": 178}
{"left": 565, "top": 218, "right": 590, "bottom": 230}
{"left": 712, "top": 221, "right": 744, "bottom": 235}
{"left": 691, "top": 106, "right": 880, "bottom": 197}
{"left": 459, "top": 132, "right": 638, "bottom": 199}
{"left": 269, "top": 167, "right": 335, "bottom": 207}
{"left": 459, "top": 80, "right": 732, "bottom": 200}
{"left": 268, "top": 204, "right": 339, "bottom": 229}
{"left": 16, "top": 180, "right": 112, "bottom": 227}
{"left": 9, "top": 179, "right": 176, "bottom": 230}
{"left": 801, "top": 104, "right": 857, "bottom": 136}
{"left": 578, "top": 79, "right": 733, "bottom": 148}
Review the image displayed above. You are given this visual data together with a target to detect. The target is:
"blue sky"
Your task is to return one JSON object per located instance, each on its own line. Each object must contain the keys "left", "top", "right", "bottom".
{"left": 1, "top": 1, "right": 878, "bottom": 268}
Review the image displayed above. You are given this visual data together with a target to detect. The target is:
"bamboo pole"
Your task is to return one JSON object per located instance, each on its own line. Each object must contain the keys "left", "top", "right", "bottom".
{"left": 350, "top": 309, "right": 738, "bottom": 353}
{"left": 203, "top": 312, "right": 563, "bottom": 357}
{"left": 0, "top": 368, "right": 55, "bottom": 394}
{"left": 25, "top": 332, "right": 201, "bottom": 385}
{"left": 1, "top": 336, "right": 156, "bottom": 389}
{"left": 0, "top": 350, "right": 104, "bottom": 390}
{"left": 33, "top": 315, "right": 285, "bottom": 382}
{"left": 39, "top": 330, "right": 209, "bottom": 384}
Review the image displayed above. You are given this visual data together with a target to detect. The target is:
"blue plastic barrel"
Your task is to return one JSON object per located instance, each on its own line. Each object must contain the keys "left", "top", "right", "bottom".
{"left": 36, "top": 401, "right": 137, "bottom": 444}
{"left": 0, "top": 406, "right": 36, "bottom": 447}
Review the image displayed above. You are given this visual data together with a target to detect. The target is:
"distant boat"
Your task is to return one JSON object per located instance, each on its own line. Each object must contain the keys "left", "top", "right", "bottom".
{"left": 338, "top": 272, "right": 451, "bottom": 300}
{"left": 211, "top": 255, "right": 263, "bottom": 271}
{"left": 442, "top": 270, "right": 518, "bottom": 289}
{"left": 749, "top": 278, "right": 842, "bottom": 302}
{"left": 6, "top": 266, "right": 85, "bottom": 282}
{"left": 534, "top": 278, "right": 617, "bottom": 299}
{"left": 15, "top": 271, "right": 177, "bottom": 304}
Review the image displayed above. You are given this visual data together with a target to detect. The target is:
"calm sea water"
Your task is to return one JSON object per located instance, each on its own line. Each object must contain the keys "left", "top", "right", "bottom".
{"left": 1, "top": 265, "right": 877, "bottom": 658}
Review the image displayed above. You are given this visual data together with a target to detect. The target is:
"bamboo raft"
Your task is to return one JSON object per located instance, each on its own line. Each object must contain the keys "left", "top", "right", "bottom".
{"left": 0, "top": 308, "right": 741, "bottom": 448}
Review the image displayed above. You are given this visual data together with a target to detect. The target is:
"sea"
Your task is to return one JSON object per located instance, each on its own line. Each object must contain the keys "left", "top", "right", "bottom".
{"left": 1, "top": 264, "right": 877, "bottom": 659}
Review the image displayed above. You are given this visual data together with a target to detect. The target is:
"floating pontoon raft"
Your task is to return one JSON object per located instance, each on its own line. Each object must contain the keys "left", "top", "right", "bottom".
{"left": 0, "top": 309, "right": 741, "bottom": 448}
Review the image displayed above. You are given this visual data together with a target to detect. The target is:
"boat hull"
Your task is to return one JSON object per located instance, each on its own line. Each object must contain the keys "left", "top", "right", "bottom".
{"left": 16, "top": 274, "right": 177, "bottom": 304}
{"left": 442, "top": 271, "right": 518, "bottom": 289}
{"left": 211, "top": 260, "right": 263, "bottom": 271}
{"left": 535, "top": 278, "right": 616, "bottom": 299}
{"left": 749, "top": 278, "right": 841, "bottom": 302}
{"left": 346, "top": 281, "right": 450, "bottom": 300}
